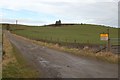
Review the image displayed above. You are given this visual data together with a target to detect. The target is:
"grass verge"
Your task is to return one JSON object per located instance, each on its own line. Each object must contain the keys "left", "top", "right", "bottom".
{"left": 33, "top": 41, "right": 119, "bottom": 64}
{"left": 2, "top": 34, "right": 40, "bottom": 78}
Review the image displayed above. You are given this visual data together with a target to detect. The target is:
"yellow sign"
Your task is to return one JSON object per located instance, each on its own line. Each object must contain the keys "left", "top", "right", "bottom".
{"left": 100, "top": 33, "right": 108, "bottom": 41}
{"left": 100, "top": 34, "right": 108, "bottom": 37}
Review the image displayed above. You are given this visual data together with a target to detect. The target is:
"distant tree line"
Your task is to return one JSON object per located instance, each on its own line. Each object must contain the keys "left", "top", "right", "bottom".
{"left": 55, "top": 20, "right": 61, "bottom": 26}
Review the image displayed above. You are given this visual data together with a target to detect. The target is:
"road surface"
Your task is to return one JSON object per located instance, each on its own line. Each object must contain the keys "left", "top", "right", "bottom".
{"left": 5, "top": 31, "right": 118, "bottom": 78}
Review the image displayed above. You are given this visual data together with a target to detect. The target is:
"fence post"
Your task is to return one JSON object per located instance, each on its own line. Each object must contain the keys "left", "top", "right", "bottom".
{"left": 106, "top": 42, "right": 108, "bottom": 52}
{"left": 108, "top": 39, "right": 111, "bottom": 52}
{"left": 74, "top": 40, "right": 76, "bottom": 43}
{"left": 107, "top": 29, "right": 111, "bottom": 52}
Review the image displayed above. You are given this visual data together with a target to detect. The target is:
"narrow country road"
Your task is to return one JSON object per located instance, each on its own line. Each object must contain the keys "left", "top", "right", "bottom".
{"left": 5, "top": 31, "right": 118, "bottom": 78}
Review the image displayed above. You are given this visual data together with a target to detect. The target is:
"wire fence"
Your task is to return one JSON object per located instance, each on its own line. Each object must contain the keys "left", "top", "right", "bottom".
{"left": 24, "top": 35, "right": 120, "bottom": 54}
{"left": 110, "top": 38, "right": 120, "bottom": 54}
{"left": 23, "top": 35, "right": 102, "bottom": 51}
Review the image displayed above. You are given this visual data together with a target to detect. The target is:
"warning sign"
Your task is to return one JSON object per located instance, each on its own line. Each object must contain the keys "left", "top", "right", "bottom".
{"left": 100, "top": 33, "right": 108, "bottom": 41}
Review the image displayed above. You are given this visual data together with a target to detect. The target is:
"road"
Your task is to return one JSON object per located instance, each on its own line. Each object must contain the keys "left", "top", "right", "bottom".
{"left": 5, "top": 31, "right": 118, "bottom": 78}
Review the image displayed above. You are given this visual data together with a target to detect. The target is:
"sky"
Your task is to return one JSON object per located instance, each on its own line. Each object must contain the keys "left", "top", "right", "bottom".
{"left": 0, "top": 0, "right": 119, "bottom": 27}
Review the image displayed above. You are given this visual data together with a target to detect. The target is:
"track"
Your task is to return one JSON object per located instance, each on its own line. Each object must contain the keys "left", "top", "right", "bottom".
{"left": 5, "top": 31, "right": 118, "bottom": 78}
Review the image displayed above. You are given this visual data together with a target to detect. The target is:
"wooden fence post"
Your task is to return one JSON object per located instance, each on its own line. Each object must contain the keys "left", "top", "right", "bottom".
{"left": 107, "top": 29, "right": 111, "bottom": 52}
{"left": 74, "top": 40, "right": 76, "bottom": 43}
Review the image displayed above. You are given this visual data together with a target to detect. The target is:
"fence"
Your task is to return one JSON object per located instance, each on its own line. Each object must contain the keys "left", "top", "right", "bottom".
{"left": 22, "top": 36, "right": 105, "bottom": 53}
{"left": 110, "top": 38, "right": 120, "bottom": 54}
{"left": 25, "top": 36, "right": 119, "bottom": 54}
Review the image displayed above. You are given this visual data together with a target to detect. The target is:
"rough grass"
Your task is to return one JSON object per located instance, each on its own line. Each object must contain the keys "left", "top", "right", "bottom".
{"left": 2, "top": 34, "right": 40, "bottom": 78}
{"left": 12, "top": 33, "right": 119, "bottom": 64}
{"left": 33, "top": 41, "right": 119, "bottom": 64}
{"left": 3, "top": 34, "right": 14, "bottom": 66}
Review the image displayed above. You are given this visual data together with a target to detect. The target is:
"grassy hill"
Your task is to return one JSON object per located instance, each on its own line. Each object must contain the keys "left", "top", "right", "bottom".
{"left": 2, "top": 24, "right": 119, "bottom": 45}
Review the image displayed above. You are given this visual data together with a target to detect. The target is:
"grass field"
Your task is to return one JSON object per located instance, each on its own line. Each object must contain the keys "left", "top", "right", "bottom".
{"left": 3, "top": 24, "right": 119, "bottom": 45}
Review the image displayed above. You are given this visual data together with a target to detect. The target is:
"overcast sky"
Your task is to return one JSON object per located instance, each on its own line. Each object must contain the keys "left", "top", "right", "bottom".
{"left": 0, "top": 0, "right": 119, "bottom": 27}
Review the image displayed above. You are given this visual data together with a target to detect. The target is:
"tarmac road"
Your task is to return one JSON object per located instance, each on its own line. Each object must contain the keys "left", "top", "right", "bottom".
{"left": 5, "top": 31, "right": 118, "bottom": 78}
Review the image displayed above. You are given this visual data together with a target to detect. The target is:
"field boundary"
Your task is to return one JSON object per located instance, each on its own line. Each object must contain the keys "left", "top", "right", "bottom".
{"left": 22, "top": 37, "right": 120, "bottom": 54}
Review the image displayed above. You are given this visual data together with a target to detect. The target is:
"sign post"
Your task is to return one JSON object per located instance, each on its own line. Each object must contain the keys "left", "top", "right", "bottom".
{"left": 107, "top": 29, "right": 110, "bottom": 52}
{"left": 100, "top": 32, "right": 110, "bottom": 52}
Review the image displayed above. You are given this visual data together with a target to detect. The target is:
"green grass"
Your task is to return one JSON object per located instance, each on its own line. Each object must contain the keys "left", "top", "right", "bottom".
{"left": 3, "top": 24, "right": 119, "bottom": 45}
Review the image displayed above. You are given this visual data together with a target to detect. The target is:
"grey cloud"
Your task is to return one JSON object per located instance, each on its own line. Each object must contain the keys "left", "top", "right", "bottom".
{"left": 118, "top": 1, "right": 120, "bottom": 27}
{"left": 50, "top": 2, "right": 118, "bottom": 27}
{"left": 1, "top": 18, "right": 47, "bottom": 25}
{"left": 0, "top": 0, "right": 118, "bottom": 27}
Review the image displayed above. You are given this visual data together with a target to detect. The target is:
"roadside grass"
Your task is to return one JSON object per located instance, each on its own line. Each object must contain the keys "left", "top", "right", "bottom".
{"left": 12, "top": 34, "right": 119, "bottom": 64}
{"left": 2, "top": 34, "right": 40, "bottom": 78}
{"left": 33, "top": 41, "right": 119, "bottom": 64}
